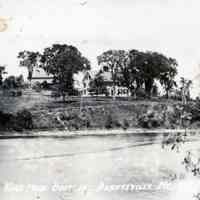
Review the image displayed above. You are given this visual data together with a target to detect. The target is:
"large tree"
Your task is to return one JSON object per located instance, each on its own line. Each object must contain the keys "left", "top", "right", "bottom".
{"left": 125, "top": 50, "right": 178, "bottom": 98}
{"left": 97, "top": 50, "right": 128, "bottom": 99}
{"left": 159, "top": 57, "right": 178, "bottom": 98}
{"left": 18, "top": 51, "right": 41, "bottom": 81}
{"left": 40, "top": 44, "right": 90, "bottom": 101}
{"left": 120, "top": 49, "right": 144, "bottom": 97}
{"left": 134, "top": 51, "right": 161, "bottom": 98}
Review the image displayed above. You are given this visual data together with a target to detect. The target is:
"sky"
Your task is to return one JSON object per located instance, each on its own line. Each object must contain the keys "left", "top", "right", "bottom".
{"left": 0, "top": 0, "right": 200, "bottom": 96}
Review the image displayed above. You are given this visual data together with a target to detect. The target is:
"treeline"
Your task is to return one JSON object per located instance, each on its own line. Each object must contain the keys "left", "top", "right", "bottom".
{"left": 12, "top": 43, "right": 190, "bottom": 100}
{"left": 91, "top": 49, "right": 178, "bottom": 98}
{"left": 0, "top": 75, "right": 28, "bottom": 96}
{"left": 18, "top": 44, "right": 90, "bottom": 101}
{"left": 1, "top": 75, "right": 25, "bottom": 89}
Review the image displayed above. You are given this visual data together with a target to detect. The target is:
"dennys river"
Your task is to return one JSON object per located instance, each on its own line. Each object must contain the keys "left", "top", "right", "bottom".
{"left": 0, "top": 132, "right": 200, "bottom": 200}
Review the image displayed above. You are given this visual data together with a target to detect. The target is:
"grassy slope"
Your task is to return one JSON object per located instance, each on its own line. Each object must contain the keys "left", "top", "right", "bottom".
{"left": 0, "top": 89, "right": 187, "bottom": 131}
{"left": 0, "top": 90, "right": 177, "bottom": 112}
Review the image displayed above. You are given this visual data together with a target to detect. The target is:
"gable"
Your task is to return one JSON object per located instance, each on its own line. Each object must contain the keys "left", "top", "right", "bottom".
{"left": 32, "top": 67, "right": 53, "bottom": 79}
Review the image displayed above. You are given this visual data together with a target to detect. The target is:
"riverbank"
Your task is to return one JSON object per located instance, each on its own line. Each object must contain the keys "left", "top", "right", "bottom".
{"left": 1, "top": 90, "right": 200, "bottom": 133}
{"left": 0, "top": 128, "right": 200, "bottom": 139}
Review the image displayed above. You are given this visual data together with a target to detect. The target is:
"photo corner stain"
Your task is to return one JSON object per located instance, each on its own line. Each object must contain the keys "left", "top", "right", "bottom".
{"left": 0, "top": 17, "right": 8, "bottom": 32}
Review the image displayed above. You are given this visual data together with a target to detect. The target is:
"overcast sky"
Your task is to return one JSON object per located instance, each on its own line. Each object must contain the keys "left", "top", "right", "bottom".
{"left": 0, "top": 0, "right": 200, "bottom": 96}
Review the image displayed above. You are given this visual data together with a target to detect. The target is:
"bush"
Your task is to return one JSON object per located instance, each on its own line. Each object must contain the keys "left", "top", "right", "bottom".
{"left": 189, "top": 100, "right": 200, "bottom": 123}
{"left": 2, "top": 89, "right": 22, "bottom": 97}
{"left": 105, "top": 114, "right": 113, "bottom": 129}
{"left": 41, "top": 81, "right": 51, "bottom": 90}
{"left": 138, "top": 112, "right": 163, "bottom": 128}
{"left": 32, "top": 82, "right": 42, "bottom": 92}
{"left": 136, "top": 88, "right": 148, "bottom": 99}
{"left": 0, "top": 109, "right": 33, "bottom": 131}
{"left": 122, "top": 119, "right": 129, "bottom": 130}
{"left": 2, "top": 75, "right": 25, "bottom": 90}
{"left": 79, "top": 112, "right": 91, "bottom": 128}
{"left": 0, "top": 111, "right": 13, "bottom": 130}
{"left": 14, "top": 109, "right": 33, "bottom": 130}
{"left": 11, "top": 90, "right": 22, "bottom": 97}
{"left": 33, "top": 113, "right": 56, "bottom": 130}
{"left": 53, "top": 109, "right": 92, "bottom": 130}
{"left": 113, "top": 119, "right": 121, "bottom": 128}
{"left": 104, "top": 114, "right": 121, "bottom": 129}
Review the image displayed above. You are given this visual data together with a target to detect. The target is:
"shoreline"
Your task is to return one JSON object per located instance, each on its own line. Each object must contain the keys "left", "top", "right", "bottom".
{"left": 0, "top": 128, "right": 200, "bottom": 139}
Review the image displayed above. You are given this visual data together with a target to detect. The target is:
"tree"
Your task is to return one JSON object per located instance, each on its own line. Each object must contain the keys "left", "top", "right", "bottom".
{"left": 3, "top": 76, "right": 17, "bottom": 89}
{"left": 2, "top": 75, "right": 24, "bottom": 89}
{"left": 134, "top": 51, "right": 157, "bottom": 98}
{"left": 18, "top": 51, "right": 41, "bottom": 81}
{"left": 40, "top": 44, "right": 90, "bottom": 101}
{"left": 15, "top": 75, "right": 25, "bottom": 88}
{"left": 124, "top": 50, "right": 178, "bottom": 98}
{"left": 180, "top": 77, "right": 192, "bottom": 105}
{"left": 138, "top": 51, "right": 175, "bottom": 98}
{"left": 0, "top": 65, "right": 6, "bottom": 86}
{"left": 120, "top": 49, "right": 144, "bottom": 98}
{"left": 89, "top": 73, "right": 108, "bottom": 96}
{"left": 97, "top": 49, "right": 178, "bottom": 99}
{"left": 97, "top": 50, "right": 128, "bottom": 99}
{"left": 158, "top": 58, "right": 178, "bottom": 98}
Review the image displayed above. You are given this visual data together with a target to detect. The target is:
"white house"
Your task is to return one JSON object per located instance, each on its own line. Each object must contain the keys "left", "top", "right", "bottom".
{"left": 31, "top": 67, "right": 53, "bottom": 84}
{"left": 31, "top": 66, "right": 132, "bottom": 97}
{"left": 99, "top": 69, "right": 131, "bottom": 97}
{"left": 31, "top": 67, "right": 94, "bottom": 95}
{"left": 81, "top": 66, "right": 131, "bottom": 97}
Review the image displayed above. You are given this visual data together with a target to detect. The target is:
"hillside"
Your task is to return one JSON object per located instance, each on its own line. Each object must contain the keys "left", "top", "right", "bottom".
{"left": 0, "top": 89, "right": 198, "bottom": 132}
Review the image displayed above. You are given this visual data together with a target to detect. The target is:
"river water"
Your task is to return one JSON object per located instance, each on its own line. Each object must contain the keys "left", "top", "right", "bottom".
{"left": 0, "top": 133, "right": 199, "bottom": 200}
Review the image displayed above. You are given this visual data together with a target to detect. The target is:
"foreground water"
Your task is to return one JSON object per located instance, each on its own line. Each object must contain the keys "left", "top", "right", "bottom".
{"left": 0, "top": 133, "right": 200, "bottom": 200}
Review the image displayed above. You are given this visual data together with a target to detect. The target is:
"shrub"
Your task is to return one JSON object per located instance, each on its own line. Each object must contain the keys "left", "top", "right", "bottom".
{"left": 105, "top": 114, "right": 113, "bottom": 129}
{"left": 33, "top": 113, "right": 56, "bottom": 130}
{"left": 2, "top": 89, "right": 22, "bottom": 97}
{"left": 0, "top": 111, "right": 13, "bottom": 130}
{"left": 113, "top": 119, "right": 121, "bottom": 128}
{"left": 104, "top": 114, "right": 121, "bottom": 129}
{"left": 136, "top": 88, "right": 148, "bottom": 99}
{"left": 0, "top": 109, "right": 33, "bottom": 131}
{"left": 189, "top": 100, "right": 200, "bottom": 123}
{"left": 41, "top": 81, "right": 50, "bottom": 90}
{"left": 122, "top": 119, "right": 130, "bottom": 130}
{"left": 138, "top": 112, "right": 163, "bottom": 128}
{"left": 53, "top": 109, "right": 92, "bottom": 130}
{"left": 15, "top": 109, "right": 33, "bottom": 130}
{"left": 2, "top": 75, "right": 25, "bottom": 90}
{"left": 79, "top": 112, "right": 91, "bottom": 128}
{"left": 32, "top": 82, "right": 42, "bottom": 92}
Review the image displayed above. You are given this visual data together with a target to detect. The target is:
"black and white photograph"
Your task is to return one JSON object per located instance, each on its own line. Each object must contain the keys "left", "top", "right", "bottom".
{"left": 1, "top": 0, "right": 200, "bottom": 199}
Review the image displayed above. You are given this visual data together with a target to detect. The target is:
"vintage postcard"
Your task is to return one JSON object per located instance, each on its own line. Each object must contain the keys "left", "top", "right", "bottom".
{"left": 0, "top": 0, "right": 200, "bottom": 200}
